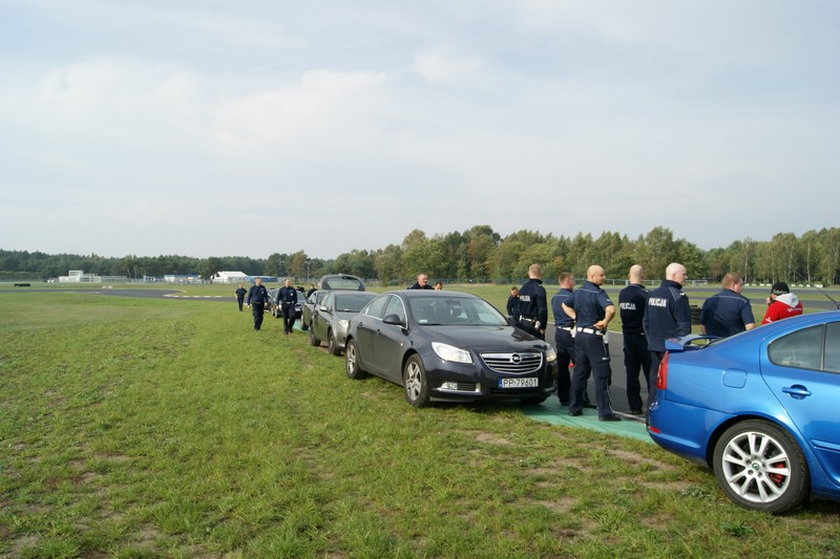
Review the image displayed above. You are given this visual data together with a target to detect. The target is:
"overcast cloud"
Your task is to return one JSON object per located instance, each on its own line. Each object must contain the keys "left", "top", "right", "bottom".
{"left": 2, "top": 1, "right": 839, "bottom": 259}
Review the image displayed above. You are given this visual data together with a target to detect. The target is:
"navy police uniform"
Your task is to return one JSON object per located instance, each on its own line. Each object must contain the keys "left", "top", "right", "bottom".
{"left": 700, "top": 288, "right": 754, "bottom": 338}
{"left": 517, "top": 277, "right": 547, "bottom": 340}
{"left": 618, "top": 283, "right": 651, "bottom": 413}
{"left": 506, "top": 292, "right": 521, "bottom": 320}
{"left": 551, "top": 287, "right": 575, "bottom": 404}
{"left": 644, "top": 279, "right": 691, "bottom": 407}
{"left": 566, "top": 280, "right": 616, "bottom": 419}
{"left": 235, "top": 286, "right": 247, "bottom": 311}
{"left": 277, "top": 285, "right": 299, "bottom": 334}
{"left": 246, "top": 282, "right": 270, "bottom": 331}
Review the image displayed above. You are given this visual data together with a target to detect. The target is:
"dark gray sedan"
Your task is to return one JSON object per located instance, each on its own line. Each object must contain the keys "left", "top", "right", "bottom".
{"left": 344, "top": 290, "right": 558, "bottom": 407}
{"left": 301, "top": 290, "right": 329, "bottom": 331}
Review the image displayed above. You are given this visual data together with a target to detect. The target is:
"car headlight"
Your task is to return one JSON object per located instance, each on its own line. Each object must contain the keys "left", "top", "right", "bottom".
{"left": 432, "top": 342, "right": 473, "bottom": 364}
{"left": 545, "top": 347, "right": 557, "bottom": 362}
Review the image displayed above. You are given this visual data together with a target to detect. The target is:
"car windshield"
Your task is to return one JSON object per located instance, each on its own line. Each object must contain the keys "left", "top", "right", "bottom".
{"left": 409, "top": 296, "right": 507, "bottom": 326}
{"left": 334, "top": 293, "right": 376, "bottom": 312}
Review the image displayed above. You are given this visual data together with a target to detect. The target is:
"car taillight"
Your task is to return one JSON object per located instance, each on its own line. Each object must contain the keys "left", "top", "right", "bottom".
{"left": 656, "top": 352, "right": 669, "bottom": 390}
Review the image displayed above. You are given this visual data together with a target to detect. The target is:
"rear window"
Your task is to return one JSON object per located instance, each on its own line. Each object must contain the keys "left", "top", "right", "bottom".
{"left": 825, "top": 322, "right": 840, "bottom": 373}
{"left": 319, "top": 275, "right": 365, "bottom": 291}
{"left": 768, "top": 324, "right": 828, "bottom": 371}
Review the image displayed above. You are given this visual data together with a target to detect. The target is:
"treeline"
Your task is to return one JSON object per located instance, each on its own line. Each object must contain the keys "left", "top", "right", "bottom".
{"left": 0, "top": 251, "right": 330, "bottom": 283}
{"left": 2, "top": 226, "right": 839, "bottom": 286}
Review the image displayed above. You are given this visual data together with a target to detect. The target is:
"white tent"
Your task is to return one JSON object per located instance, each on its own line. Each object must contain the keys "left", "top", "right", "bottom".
{"left": 214, "top": 271, "right": 249, "bottom": 284}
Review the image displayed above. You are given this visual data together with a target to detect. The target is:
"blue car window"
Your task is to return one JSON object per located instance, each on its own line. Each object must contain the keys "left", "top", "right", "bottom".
{"left": 768, "top": 324, "right": 823, "bottom": 371}
{"left": 824, "top": 322, "right": 840, "bottom": 373}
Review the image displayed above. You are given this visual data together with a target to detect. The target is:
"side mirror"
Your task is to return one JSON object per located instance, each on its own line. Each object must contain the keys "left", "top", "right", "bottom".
{"left": 382, "top": 314, "right": 406, "bottom": 327}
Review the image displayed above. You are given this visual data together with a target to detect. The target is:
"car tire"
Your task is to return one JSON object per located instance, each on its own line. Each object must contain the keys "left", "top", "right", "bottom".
{"left": 712, "top": 419, "right": 809, "bottom": 514}
{"left": 308, "top": 327, "right": 321, "bottom": 347}
{"left": 403, "top": 354, "right": 431, "bottom": 407}
{"left": 327, "top": 329, "right": 341, "bottom": 356}
{"left": 345, "top": 338, "right": 367, "bottom": 379}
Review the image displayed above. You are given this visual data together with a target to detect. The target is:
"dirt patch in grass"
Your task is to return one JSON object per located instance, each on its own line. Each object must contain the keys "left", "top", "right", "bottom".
{"left": 474, "top": 432, "right": 515, "bottom": 445}
{"left": 638, "top": 479, "right": 694, "bottom": 492}
{"left": 4, "top": 534, "right": 40, "bottom": 558}
{"left": 606, "top": 448, "right": 679, "bottom": 471}
{"left": 527, "top": 497, "right": 578, "bottom": 514}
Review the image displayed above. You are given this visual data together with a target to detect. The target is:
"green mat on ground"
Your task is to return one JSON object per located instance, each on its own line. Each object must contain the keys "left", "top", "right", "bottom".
{"left": 523, "top": 398, "right": 652, "bottom": 443}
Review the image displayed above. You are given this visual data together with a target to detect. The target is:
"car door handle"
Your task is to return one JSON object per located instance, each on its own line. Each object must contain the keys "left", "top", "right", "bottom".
{"left": 782, "top": 385, "right": 811, "bottom": 400}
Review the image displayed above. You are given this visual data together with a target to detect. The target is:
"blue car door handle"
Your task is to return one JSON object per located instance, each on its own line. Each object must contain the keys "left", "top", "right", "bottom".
{"left": 782, "top": 385, "right": 812, "bottom": 399}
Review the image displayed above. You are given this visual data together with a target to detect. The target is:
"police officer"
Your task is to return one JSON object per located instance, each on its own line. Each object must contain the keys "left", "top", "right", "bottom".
{"left": 551, "top": 273, "right": 576, "bottom": 405}
{"left": 562, "top": 265, "right": 620, "bottom": 421}
{"left": 618, "top": 265, "right": 651, "bottom": 414}
{"left": 277, "top": 278, "right": 299, "bottom": 335}
{"left": 699, "top": 272, "right": 755, "bottom": 338}
{"left": 246, "top": 277, "right": 270, "bottom": 331}
{"left": 517, "top": 264, "right": 548, "bottom": 340}
{"left": 506, "top": 286, "right": 521, "bottom": 320}
{"left": 234, "top": 283, "right": 247, "bottom": 311}
{"left": 644, "top": 262, "right": 692, "bottom": 409}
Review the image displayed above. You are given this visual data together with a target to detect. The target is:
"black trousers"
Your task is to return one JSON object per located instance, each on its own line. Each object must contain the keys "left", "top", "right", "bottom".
{"left": 554, "top": 328, "right": 574, "bottom": 403}
{"left": 237, "top": 297, "right": 244, "bottom": 311}
{"left": 569, "top": 332, "right": 613, "bottom": 417}
{"left": 251, "top": 302, "right": 265, "bottom": 330}
{"left": 623, "top": 331, "right": 652, "bottom": 411}
{"left": 281, "top": 303, "right": 296, "bottom": 333}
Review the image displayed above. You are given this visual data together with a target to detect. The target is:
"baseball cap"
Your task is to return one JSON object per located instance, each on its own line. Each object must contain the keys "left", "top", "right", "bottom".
{"left": 771, "top": 282, "right": 790, "bottom": 295}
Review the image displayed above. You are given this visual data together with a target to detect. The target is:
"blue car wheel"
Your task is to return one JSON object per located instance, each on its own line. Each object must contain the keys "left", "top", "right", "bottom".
{"left": 712, "top": 420, "right": 810, "bottom": 514}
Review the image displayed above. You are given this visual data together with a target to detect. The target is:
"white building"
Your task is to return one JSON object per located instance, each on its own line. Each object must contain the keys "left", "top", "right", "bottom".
{"left": 213, "top": 271, "right": 250, "bottom": 284}
{"left": 58, "top": 270, "right": 129, "bottom": 283}
{"left": 59, "top": 270, "right": 101, "bottom": 283}
{"left": 164, "top": 274, "right": 201, "bottom": 284}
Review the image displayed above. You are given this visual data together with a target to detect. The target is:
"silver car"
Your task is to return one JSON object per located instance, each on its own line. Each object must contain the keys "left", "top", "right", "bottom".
{"left": 308, "top": 290, "right": 378, "bottom": 355}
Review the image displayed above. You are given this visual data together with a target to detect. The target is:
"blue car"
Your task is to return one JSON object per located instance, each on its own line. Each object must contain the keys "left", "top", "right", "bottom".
{"left": 648, "top": 310, "right": 840, "bottom": 513}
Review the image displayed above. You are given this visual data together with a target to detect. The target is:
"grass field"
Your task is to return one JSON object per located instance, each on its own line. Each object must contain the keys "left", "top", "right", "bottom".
{"left": 1, "top": 287, "right": 838, "bottom": 558}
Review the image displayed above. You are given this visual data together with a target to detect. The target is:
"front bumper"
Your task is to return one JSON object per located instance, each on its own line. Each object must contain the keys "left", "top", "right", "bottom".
{"left": 424, "top": 357, "right": 558, "bottom": 402}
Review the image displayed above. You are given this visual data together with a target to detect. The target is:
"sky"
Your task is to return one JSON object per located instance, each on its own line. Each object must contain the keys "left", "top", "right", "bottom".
{"left": 2, "top": 1, "right": 839, "bottom": 260}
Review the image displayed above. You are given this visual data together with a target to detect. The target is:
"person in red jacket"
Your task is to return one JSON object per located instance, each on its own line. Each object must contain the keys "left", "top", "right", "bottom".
{"left": 761, "top": 282, "right": 803, "bottom": 324}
